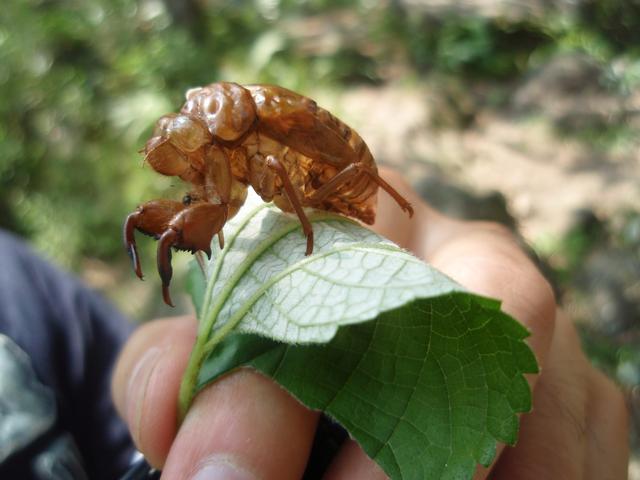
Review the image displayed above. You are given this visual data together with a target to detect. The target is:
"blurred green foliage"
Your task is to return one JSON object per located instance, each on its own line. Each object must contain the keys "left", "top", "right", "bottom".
{"left": 0, "top": 0, "right": 263, "bottom": 266}
{"left": 1, "top": 0, "right": 638, "bottom": 267}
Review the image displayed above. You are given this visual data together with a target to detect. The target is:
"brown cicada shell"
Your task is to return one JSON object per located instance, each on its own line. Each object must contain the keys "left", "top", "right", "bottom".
{"left": 124, "top": 82, "right": 413, "bottom": 305}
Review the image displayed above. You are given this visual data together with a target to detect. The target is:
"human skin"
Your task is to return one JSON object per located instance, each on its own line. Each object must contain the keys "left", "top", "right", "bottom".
{"left": 112, "top": 168, "right": 629, "bottom": 480}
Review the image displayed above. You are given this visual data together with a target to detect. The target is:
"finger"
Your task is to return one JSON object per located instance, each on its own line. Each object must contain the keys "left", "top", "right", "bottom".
{"left": 160, "top": 369, "right": 318, "bottom": 480}
{"left": 583, "top": 368, "right": 629, "bottom": 480}
{"left": 487, "top": 313, "right": 589, "bottom": 479}
{"left": 323, "top": 440, "right": 388, "bottom": 480}
{"left": 112, "top": 316, "right": 196, "bottom": 467}
{"left": 112, "top": 316, "right": 320, "bottom": 479}
{"left": 490, "top": 313, "right": 629, "bottom": 480}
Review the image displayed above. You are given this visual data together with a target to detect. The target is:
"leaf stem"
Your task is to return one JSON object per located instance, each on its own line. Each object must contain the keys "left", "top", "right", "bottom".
{"left": 177, "top": 336, "right": 208, "bottom": 422}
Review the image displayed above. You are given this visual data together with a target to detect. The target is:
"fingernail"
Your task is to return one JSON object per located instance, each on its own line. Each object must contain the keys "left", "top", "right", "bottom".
{"left": 191, "top": 456, "right": 257, "bottom": 480}
{"left": 126, "top": 346, "right": 163, "bottom": 446}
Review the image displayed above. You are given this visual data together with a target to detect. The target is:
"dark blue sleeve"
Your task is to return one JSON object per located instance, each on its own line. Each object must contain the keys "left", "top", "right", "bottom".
{"left": 0, "top": 230, "right": 135, "bottom": 479}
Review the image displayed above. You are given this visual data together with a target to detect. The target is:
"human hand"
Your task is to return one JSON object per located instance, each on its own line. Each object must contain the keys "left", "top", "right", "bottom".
{"left": 112, "top": 167, "right": 629, "bottom": 479}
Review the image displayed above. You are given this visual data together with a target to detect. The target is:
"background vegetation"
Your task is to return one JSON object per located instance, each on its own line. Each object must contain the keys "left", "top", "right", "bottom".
{"left": 1, "top": 0, "right": 638, "bottom": 472}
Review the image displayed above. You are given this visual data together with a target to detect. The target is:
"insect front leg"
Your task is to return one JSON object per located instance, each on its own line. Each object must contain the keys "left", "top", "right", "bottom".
{"left": 124, "top": 199, "right": 228, "bottom": 306}
{"left": 204, "top": 147, "right": 234, "bottom": 249}
{"left": 265, "top": 155, "right": 315, "bottom": 255}
{"left": 156, "top": 203, "right": 227, "bottom": 305}
{"left": 124, "top": 199, "right": 186, "bottom": 279}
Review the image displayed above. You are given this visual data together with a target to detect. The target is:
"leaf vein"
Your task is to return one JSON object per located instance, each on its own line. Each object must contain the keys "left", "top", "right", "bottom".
{"left": 370, "top": 311, "right": 434, "bottom": 462}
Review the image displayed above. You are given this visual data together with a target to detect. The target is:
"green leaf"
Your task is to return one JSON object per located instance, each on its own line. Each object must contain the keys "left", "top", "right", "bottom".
{"left": 181, "top": 192, "right": 538, "bottom": 480}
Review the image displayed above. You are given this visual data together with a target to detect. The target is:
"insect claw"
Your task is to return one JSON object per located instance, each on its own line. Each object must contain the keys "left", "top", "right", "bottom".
{"left": 204, "top": 246, "right": 212, "bottom": 259}
{"left": 132, "top": 252, "right": 144, "bottom": 280}
{"left": 124, "top": 212, "right": 144, "bottom": 279}
{"left": 126, "top": 243, "right": 143, "bottom": 279}
{"left": 157, "top": 229, "right": 178, "bottom": 307}
{"left": 162, "top": 284, "right": 174, "bottom": 308}
{"left": 406, "top": 203, "right": 414, "bottom": 218}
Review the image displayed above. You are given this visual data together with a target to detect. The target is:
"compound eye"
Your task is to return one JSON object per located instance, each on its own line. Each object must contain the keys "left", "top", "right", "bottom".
{"left": 182, "top": 194, "right": 193, "bottom": 205}
{"left": 166, "top": 115, "right": 212, "bottom": 152}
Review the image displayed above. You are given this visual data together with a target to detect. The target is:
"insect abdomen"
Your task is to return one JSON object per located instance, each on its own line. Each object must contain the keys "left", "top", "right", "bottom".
{"left": 312, "top": 107, "right": 378, "bottom": 224}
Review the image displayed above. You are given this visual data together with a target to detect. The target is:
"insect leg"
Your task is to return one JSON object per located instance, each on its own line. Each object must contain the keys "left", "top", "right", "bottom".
{"left": 204, "top": 147, "right": 233, "bottom": 250}
{"left": 155, "top": 202, "right": 229, "bottom": 306}
{"left": 123, "top": 199, "right": 186, "bottom": 280}
{"left": 265, "top": 155, "right": 314, "bottom": 255}
{"left": 157, "top": 229, "right": 178, "bottom": 307}
{"left": 308, "top": 162, "right": 414, "bottom": 217}
{"left": 124, "top": 199, "right": 228, "bottom": 307}
{"left": 124, "top": 211, "right": 144, "bottom": 280}
{"left": 307, "top": 163, "right": 360, "bottom": 204}
{"left": 359, "top": 165, "right": 414, "bottom": 217}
